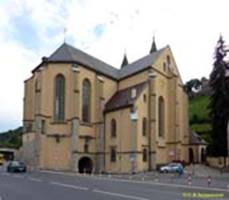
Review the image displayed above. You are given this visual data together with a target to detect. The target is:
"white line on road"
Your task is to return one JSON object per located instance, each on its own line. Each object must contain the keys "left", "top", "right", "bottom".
{"left": 12, "top": 175, "right": 24, "bottom": 179}
{"left": 93, "top": 189, "right": 150, "bottom": 200}
{"left": 50, "top": 181, "right": 89, "bottom": 191}
{"left": 40, "top": 170, "right": 229, "bottom": 193}
{"left": 28, "top": 177, "right": 42, "bottom": 182}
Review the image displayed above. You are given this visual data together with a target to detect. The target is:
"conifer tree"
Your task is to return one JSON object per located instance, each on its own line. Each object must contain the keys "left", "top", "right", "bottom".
{"left": 209, "top": 36, "right": 229, "bottom": 167}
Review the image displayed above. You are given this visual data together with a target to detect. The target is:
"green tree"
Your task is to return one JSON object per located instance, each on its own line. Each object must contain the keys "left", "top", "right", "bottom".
{"left": 185, "top": 78, "right": 202, "bottom": 98}
{"left": 209, "top": 36, "right": 229, "bottom": 167}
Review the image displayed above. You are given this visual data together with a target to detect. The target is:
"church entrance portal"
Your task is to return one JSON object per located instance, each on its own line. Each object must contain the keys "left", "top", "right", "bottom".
{"left": 78, "top": 157, "right": 93, "bottom": 173}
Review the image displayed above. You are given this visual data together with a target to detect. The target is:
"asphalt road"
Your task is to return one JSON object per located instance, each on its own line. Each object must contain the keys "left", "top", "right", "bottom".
{"left": 0, "top": 170, "right": 229, "bottom": 200}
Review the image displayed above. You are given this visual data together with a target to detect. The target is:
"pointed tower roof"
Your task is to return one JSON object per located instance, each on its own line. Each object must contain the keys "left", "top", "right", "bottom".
{"left": 121, "top": 54, "right": 129, "bottom": 68}
{"left": 150, "top": 36, "right": 157, "bottom": 54}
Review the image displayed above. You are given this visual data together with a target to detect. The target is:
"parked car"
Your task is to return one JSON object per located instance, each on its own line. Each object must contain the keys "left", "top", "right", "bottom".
{"left": 159, "top": 163, "right": 184, "bottom": 174}
{"left": 7, "top": 161, "right": 27, "bottom": 173}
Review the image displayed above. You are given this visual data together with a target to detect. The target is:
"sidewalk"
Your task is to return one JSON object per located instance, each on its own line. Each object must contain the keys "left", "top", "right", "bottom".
{"left": 185, "top": 164, "right": 229, "bottom": 178}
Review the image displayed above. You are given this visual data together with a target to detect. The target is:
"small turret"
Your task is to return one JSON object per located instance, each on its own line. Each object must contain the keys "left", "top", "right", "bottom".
{"left": 150, "top": 36, "right": 157, "bottom": 53}
{"left": 121, "top": 54, "right": 128, "bottom": 68}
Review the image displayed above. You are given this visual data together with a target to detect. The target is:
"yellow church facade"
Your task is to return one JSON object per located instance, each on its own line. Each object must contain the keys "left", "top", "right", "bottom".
{"left": 22, "top": 40, "right": 190, "bottom": 173}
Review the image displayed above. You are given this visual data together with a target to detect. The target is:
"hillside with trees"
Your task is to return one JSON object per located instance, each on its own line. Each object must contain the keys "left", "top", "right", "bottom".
{"left": 185, "top": 77, "right": 212, "bottom": 143}
{"left": 0, "top": 127, "right": 23, "bottom": 149}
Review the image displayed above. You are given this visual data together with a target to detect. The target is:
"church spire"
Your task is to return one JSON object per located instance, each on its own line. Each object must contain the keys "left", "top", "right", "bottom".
{"left": 121, "top": 53, "right": 128, "bottom": 68}
{"left": 150, "top": 36, "right": 157, "bottom": 54}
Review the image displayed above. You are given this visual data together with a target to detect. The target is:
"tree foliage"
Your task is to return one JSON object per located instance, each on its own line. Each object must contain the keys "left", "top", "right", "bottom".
{"left": 209, "top": 36, "right": 229, "bottom": 158}
{"left": 185, "top": 78, "right": 202, "bottom": 97}
{"left": 0, "top": 127, "right": 22, "bottom": 149}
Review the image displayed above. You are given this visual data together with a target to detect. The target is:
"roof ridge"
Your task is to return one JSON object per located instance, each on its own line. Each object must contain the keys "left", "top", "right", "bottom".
{"left": 34, "top": 43, "right": 168, "bottom": 80}
{"left": 118, "top": 81, "right": 147, "bottom": 92}
{"left": 122, "top": 46, "right": 167, "bottom": 69}
{"left": 64, "top": 43, "right": 118, "bottom": 71}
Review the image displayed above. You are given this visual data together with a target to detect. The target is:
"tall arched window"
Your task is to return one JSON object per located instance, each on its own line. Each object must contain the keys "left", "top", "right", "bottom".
{"left": 163, "top": 62, "right": 167, "bottom": 72}
{"left": 54, "top": 74, "right": 65, "bottom": 121}
{"left": 158, "top": 96, "right": 165, "bottom": 138}
{"left": 110, "top": 147, "right": 117, "bottom": 162}
{"left": 142, "top": 117, "right": 147, "bottom": 136}
{"left": 82, "top": 79, "right": 91, "bottom": 123}
{"left": 143, "top": 148, "right": 147, "bottom": 162}
{"left": 111, "top": 119, "right": 116, "bottom": 137}
{"left": 166, "top": 55, "right": 171, "bottom": 66}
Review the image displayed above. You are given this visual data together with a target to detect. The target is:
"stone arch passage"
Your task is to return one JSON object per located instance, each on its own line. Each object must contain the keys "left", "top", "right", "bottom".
{"left": 189, "top": 148, "right": 194, "bottom": 164}
{"left": 78, "top": 157, "right": 93, "bottom": 174}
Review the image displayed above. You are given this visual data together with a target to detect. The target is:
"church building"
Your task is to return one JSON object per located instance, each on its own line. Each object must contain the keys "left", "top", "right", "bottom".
{"left": 22, "top": 38, "right": 190, "bottom": 173}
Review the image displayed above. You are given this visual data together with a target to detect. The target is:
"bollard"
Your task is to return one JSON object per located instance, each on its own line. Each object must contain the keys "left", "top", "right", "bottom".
{"left": 154, "top": 175, "right": 159, "bottom": 182}
{"left": 142, "top": 173, "right": 145, "bottom": 181}
{"left": 90, "top": 169, "right": 93, "bottom": 177}
{"left": 99, "top": 170, "right": 102, "bottom": 178}
{"left": 207, "top": 176, "right": 212, "bottom": 187}
{"left": 187, "top": 174, "right": 192, "bottom": 186}
{"left": 83, "top": 168, "right": 86, "bottom": 176}
{"left": 155, "top": 174, "right": 159, "bottom": 182}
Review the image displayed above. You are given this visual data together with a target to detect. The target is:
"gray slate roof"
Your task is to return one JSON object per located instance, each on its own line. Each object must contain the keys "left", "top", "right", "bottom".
{"left": 119, "top": 47, "right": 166, "bottom": 79}
{"left": 47, "top": 43, "right": 119, "bottom": 79}
{"left": 105, "top": 81, "right": 147, "bottom": 112}
{"left": 35, "top": 43, "right": 166, "bottom": 80}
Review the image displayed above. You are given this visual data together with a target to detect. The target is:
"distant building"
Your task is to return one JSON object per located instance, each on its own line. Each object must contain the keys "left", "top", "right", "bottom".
{"left": 189, "top": 131, "right": 207, "bottom": 163}
{"left": 22, "top": 38, "right": 190, "bottom": 173}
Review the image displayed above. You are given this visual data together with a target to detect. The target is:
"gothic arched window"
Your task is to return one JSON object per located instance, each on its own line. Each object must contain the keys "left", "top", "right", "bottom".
{"left": 111, "top": 119, "right": 117, "bottom": 137}
{"left": 143, "top": 148, "right": 147, "bottom": 162}
{"left": 110, "top": 147, "right": 117, "bottom": 162}
{"left": 82, "top": 79, "right": 91, "bottom": 123}
{"left": 158, "top": 96, "right": 165, "bottom": 138}
{"left": 54, "top": 74, "right": 65, "bottom": 121}
{"left": 142, "top": 117, "right": 147, "bottom": 136}
{"left": 166, "top": 55, "right": 171, "bottom": 66}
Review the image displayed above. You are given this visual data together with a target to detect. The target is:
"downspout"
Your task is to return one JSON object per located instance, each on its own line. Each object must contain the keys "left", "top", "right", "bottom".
{"left": 148, "top": 69, "right": 157, "bottom": 171}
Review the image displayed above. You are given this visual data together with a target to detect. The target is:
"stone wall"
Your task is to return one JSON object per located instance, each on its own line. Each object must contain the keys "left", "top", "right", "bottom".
{"left": 207, "top": 156, "right": 229, "bottom": 168}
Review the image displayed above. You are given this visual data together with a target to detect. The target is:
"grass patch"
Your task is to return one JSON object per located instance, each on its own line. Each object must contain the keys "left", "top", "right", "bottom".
{"left": 191, "top": 123, "right": 212, "bottom": 133}
{"left": 189, "top": 95, "right": 210, "bottom": 123}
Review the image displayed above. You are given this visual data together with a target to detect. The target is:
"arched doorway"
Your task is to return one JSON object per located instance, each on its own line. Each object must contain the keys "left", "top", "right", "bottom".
{"left": 78, "top": 157, "right": 93, "bottom": 174}
{"left": 189, "top": 148, "right": 194, "bottom": 163}
{"left": 201, "top": 148, "right": 206, "bottom": 163}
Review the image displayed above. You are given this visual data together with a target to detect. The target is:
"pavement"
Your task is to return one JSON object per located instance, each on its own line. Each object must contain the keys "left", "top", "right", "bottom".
{"left": 0, "top": 166, "right": 229, "bottom": 200}
{"left": 185, "top": 164, "right": 229, "bottom": 178}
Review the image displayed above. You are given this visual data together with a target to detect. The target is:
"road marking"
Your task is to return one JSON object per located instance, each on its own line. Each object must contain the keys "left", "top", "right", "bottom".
{"left": 93, "top": 189, "right": 149, "bottom": 200}
{"left": 41, "top": 170, "right": 76, "bottom": 177}
{"left": 40, "top": 170, "right": 229, "bottom": 193}
{"left": 88, "top": 176, "right": 229, "bottom": 193}
{"left": 12, "top": 174, "right": 24, "bottom": 178}
{"left": 50, "top": 181, "right": 89, "bottom": 191}
{"left": 28, "top": 177, "right": 42, "bottom": 182}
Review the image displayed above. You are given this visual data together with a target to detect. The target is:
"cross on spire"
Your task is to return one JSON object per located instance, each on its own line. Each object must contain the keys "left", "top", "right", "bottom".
{"left": 63, "top": 27, "right": 67, "bottom": 43}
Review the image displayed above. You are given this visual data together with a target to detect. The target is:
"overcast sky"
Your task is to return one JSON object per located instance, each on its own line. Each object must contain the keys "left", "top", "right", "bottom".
{"left": 1, "top": 0, "right": 229, "bottom": 132}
